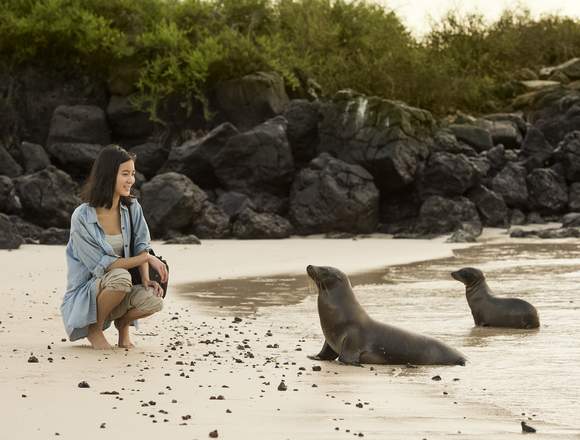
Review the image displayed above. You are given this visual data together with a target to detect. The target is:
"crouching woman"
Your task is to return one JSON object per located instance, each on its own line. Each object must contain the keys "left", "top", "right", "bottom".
{"left": 61, "top": 145, "right": 168, "bottom": 349}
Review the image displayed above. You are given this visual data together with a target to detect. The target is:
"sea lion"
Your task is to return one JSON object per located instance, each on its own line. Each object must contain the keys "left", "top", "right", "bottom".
{"left": 451, "top": 267, "right": 540, "bottom": 329}
{"left": 306, "top": 265, "right": 466, "bottom": 366}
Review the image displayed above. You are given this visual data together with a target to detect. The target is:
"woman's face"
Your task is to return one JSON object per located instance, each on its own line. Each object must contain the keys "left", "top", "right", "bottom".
{"left": 115, "top": 159, "right": 136, "bottom": 198}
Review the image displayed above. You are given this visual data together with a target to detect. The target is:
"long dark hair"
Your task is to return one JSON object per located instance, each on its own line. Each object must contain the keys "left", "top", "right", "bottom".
{"left": 81, "top": 144, "right": 136, "bottom": 208}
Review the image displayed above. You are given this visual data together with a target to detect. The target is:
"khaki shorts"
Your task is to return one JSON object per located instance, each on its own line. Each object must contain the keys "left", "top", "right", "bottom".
{"left": 96, "top": 268, "right": 163, "bottom": 321}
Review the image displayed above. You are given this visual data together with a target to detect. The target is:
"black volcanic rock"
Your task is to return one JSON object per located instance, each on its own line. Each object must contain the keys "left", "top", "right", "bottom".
{"left": 140, "top": 172, "right": 207, "bottom": 237}
{"left": 162, "top": 123, "right": 239, "bottom": 188}
{"left": 317, "top": 90, "right": 434, "bottom": 193}
{"left": 232, "top": 207, "right": 293, "bottom": 239}
{"left": 491, "top": 163, "right": 529, "bottom": 209}
{"left": 14, "top": 166, "right": 80, "bottom": 228}
{"left": 527, "top": 168, "right": 568, "bottom": 213}
{"left": 214, "top": 116, "right": 294, "bottom": 196}
{"left": 289, "top": 153, "right": 379, "bottom": 234}
{"left": 416, "top": 195, "right": 481, "bottom": 235}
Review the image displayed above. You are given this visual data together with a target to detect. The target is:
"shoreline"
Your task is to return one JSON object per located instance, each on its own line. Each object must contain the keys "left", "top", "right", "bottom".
{"left": 1, "top": 232, "right": 575, "bottom": 439}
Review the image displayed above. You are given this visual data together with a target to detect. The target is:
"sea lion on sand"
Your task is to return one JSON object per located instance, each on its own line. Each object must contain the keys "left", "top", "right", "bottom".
{"left": 451, "top": 267, "right": 540, "bottom": 329}
{"left": 306, "top": 265, "right": 466, "bottom": 366}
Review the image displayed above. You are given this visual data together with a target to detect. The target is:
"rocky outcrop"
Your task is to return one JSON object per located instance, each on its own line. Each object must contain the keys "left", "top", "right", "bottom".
{"left": 129, "top": 142, "right": 168, "bottom": 179}
{"left": 491, "top": 163, "right": 529, "bottom": 208}
{"left": 418, "top": 152, "right": 475, "bottom": 197}
{"left": 468, "top": 185, "right": 509, "bottom": 227}
{"left": 526, "top": 168, "right": 568, "bottom": 213}
{"left": 106, "top": 95, "right": 155, "bottom": 146}
{"left": 282, "top": 99, "right": 320, "bottom": 166}
{"left": 0, "top": 176, "right": 21, "bottom": 214}
{"left": 47, "top": 105, "right": 110, "bottom": 146}
{"left": 0, "top": 145, "right": 23, "bottom": 177}
{"left": 193, "top": 202, "right": 231, "bottom": 239}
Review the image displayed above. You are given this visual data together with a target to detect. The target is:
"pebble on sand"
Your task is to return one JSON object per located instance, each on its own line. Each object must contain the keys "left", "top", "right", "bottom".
{"left": 277, "top": 380, "right": 287, "bottom": 391}
{"left": 209, "top": 429, "right": 219, "bottom": 438}
{"left": 521, "top": 421, "right": 537, "bottom": 433}
{"left": 78, "top": 381, "right": 90, "bottom": 388}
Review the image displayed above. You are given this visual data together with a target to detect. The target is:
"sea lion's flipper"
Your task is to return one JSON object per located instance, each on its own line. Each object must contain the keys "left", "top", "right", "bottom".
{"left": 337, "top": 336, "right": 362, "bottom": 367}
{"left": 308, "top": 341, "right": 338, "bottom": 361}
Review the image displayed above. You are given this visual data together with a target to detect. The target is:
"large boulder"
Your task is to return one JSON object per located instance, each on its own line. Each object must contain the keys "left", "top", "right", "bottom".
{"left": 521, "top": 87, "right": 580, "bottom": 145}
{"left": 140, "top": 172, "right": 207, "bottom": 237}
{"left": 0, "top": 176, "right": 21, "bottom": 214}
{"left": 491, "top": 163, "right": 529, "bottom": 209}
{"left": 418, "top": 152, "right": 475, "bottom": 197}
{"left": 129, "top": 142, "right": 168, "bottom": 179}
{"left": 8, "top": 215, "right": 43, "bottom": 243}
{"left": 416, "top": 195, "right": 481, "bottom": 235}
{"left": 379, "top": 190, "right": 422, "bottom": 234}
{"left": 485, "top": 144, "right": 506, "bottom": 174}
{"left": 161, "top": 123, "right": 239, "bottom": 188}
{"left": 554, "top": 131, "right": 580, "bottom": 181}
{"left": 232, "top": 207, "right": 293, "bottom": 239}
{"left": 0, "top": 214, "right": 23, "bottom": 249}
{"left": 13, "top": 166, "right": 80, "bottom": 228}
{"left": 214, "top": 116, "right": 294, "bottom": 196}
{"left": 568, "top": 182, "right": 580, "bottom": 212}
{"left": 432, "top": 130, "right": 477, "bottom": 156}
{"left": 448, "top": 124, "right": 493, "bottom": 152}
{"left": 216, "top": 191, "right": 254, "bottom": 218}
{"left": 289, "top": 153, "right": 379, "bottom": 234}
{"left": 46, "top": 143, "right": 105, "bottom": 177}
{"left": 19, "top": 142, "right": 51, "bottom": 173}
{"left": 47, "top": 105, "right": 111, "bottom": 146}
{"left": 317, "top": 90, "right": 435, "bottom": 193}
{"left": 213, "top": 71, "right": 289, "bottom": 131}
{"left": 193, "top": 202, "right": 231, "bottom": 239}
{"left": 468, "top": 185, "right": 508, "bottom": 227}
{"left": 521, "top": 126, "right": 553, "bottom": 170}
{"left": 483, "top": 113, "right": 527, "bottom": 141}
{"left": 282, "top": 99, "right": 320, "bottom": 166}
{"left": 106, "top": 95, "right": 155, "bottom": 145}
{"left": 527, "top": 168, "right": 568, "bottom": 214}
{"left": 0, "top": 145, "right": 22, "bottom": 177}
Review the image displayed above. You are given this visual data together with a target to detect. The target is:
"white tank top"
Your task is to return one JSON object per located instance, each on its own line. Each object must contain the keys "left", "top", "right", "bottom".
{"left": 104, "top": 234, "right": 124, "bottom": 256}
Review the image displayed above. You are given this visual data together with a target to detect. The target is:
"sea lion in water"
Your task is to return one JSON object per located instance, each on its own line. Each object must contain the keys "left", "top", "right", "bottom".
{"left": 451, "top": 267, "right": 540, "bottom": 329}
{"left": 306, "top": 265, "right": 466, "bottom": 366}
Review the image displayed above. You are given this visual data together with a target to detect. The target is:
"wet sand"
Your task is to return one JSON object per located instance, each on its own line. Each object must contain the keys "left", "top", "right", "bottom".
{"left": 1, "top": 234, "right": 578, "bottom": 439}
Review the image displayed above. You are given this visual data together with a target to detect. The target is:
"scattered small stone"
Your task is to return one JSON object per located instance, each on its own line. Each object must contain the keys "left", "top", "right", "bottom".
{"left": 226, "top": 409, "right": 232, "bottom": 413}
{"left": 431, "top": 375, "right": 442, "bottom": 381}
{"left": 233, "top": 317, "right": 242, "bottom": 323}
{"left": 100, "top": 391, "right": 119, "bottom": 395}
{"left": 28, "top": 355, "right": 39, "bottom": 363}
{"left": 100, "top": 423, "right": 106, "bottom": 429}
{"left": 181, "top": 415, "right": 191, "bottom": 421}
{"left": 312, "top": 365, "right": 322, "bottom": 372}
{"left": 521, "top": 421, "right": 536, "bottom": 433}
{"left": 78, "top": 381, "right": 90, "bottom": 388}
{"left": 209, "top": 429, "right": 219, "bottom": 438}
{"left": 277, "top": 380, "right": 287, "bottom": 391}
{"left": 356, "top": 403, "right": 363, "bottom": 408}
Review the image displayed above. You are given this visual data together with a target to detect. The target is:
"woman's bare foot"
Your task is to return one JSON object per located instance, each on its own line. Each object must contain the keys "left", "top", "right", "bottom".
{"left": 115, "top": 320, "right": 135, "bottom": 348}
{"left": 87, "top": 328, "right": 113, "bottom": 350}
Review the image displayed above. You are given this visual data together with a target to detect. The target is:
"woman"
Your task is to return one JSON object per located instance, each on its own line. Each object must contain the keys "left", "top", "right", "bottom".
{"left": 61, "top": 145, "right": 168, "bottom": 349}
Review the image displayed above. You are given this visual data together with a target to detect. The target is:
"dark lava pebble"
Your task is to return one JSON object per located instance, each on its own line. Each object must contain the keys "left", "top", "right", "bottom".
{"left": 209, "top": 429, "right": 219, "bottom": 438}
{"left": 28, "top": 355, "right": 39, "bottom": 363}
{"left": 277, "top": 381, "right": 287, "bottom": 391}
{"left": 78, "top": 381, "right": 90, "bottom": 388}
{"left": 312, "top": 365, "right": 322, "bottom": 372}
{"left": 431, "top": 375, "right": 442, "bottom": 381}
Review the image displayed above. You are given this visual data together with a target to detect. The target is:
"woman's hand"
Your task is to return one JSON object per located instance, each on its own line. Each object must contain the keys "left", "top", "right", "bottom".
{"left": 148, "top": 254, "right": 168, "bottom": 283}
{"left": 147, "top": 280, "right": 164, "bottom": 297}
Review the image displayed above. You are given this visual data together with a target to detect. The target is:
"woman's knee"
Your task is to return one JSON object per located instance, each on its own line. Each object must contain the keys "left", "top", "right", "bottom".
{"left": 101, "top": 268, "right": 132, "bottom": 293}
{"left": 135, "top": 293, "right": 163, "bottom": 315}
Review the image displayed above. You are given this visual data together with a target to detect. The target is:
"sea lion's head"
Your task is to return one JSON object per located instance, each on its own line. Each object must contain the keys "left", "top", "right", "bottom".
{"left": 306, "top": 265, "right": 351, "bottom": 295}
{"left": 451, "top": 267, "right": 485, "bottom": 286}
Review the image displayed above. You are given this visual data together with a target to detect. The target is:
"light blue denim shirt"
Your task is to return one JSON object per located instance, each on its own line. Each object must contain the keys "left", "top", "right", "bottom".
{"left": 60, "top": 199, "right": 151, "bottom": 341}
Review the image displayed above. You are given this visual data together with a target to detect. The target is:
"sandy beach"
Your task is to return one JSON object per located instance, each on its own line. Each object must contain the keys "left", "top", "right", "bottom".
{"left": 1, "top": 232, "right": 578, "bottom": 439}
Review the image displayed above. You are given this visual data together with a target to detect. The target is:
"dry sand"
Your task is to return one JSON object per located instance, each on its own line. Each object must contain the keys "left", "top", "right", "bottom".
{"left": 0, "top": 232, "right": 572, "bottom": 439}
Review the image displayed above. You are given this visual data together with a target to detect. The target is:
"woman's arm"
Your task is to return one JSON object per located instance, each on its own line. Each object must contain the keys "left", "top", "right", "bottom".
{"left": 107, "top": 252, "right": 149, "bottom": 271}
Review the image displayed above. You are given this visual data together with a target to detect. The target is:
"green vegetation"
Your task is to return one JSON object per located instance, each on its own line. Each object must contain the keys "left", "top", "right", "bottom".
{"left": 2, "top": 0, "right": 580, "bottom": 120}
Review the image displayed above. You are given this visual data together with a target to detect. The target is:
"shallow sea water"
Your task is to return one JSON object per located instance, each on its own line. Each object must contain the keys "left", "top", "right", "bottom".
{"left": 179, "top": 242, "right": 580, "bottom": 435}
